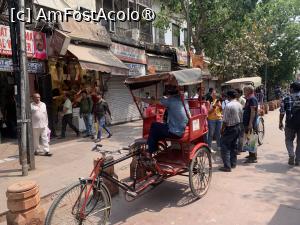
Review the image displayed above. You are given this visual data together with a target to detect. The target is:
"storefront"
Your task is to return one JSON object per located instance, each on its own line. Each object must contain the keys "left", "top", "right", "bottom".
{"left": 109, "top": 42, "right": 147, "bottom": 123}
{"left": 47, "top": 20, "right": 132, "bottom": 130}
{"left": 0, "top": 25, "right": 47, "bottom": 140}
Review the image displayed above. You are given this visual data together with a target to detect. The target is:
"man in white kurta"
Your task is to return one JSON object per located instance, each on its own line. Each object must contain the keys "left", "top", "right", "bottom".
{"left": 31, "top": 93, "right": 52, "bottom": 156}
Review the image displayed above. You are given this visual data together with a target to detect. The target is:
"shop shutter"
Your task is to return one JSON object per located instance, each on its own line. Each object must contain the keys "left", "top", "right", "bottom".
{"left": 104, "top": 76, "right": 141, "bottom": 124}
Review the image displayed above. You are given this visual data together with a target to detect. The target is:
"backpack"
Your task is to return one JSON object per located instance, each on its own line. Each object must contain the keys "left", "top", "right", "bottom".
{"left": 287, "top": 93, "right": 300, "bottom": 130}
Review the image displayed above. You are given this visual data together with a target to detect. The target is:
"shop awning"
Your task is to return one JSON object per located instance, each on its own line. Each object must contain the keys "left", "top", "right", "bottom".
{"left": 67, "top": 44, "right": 129, "bottom": 76}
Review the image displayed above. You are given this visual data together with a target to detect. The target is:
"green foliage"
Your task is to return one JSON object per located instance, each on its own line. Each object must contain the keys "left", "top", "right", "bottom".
{"left": 154, "top": 0, "right": 300, "bottom": 86}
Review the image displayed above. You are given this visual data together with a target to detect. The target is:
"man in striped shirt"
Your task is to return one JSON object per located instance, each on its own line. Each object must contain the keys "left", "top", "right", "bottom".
{"left": 219, "top": 90, "right": 243, "bottom": 172}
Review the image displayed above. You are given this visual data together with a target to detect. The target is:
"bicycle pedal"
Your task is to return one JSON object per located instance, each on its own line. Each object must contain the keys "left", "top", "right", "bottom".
{"left": 126, "top": 190, "right": 138, "bottom": 197}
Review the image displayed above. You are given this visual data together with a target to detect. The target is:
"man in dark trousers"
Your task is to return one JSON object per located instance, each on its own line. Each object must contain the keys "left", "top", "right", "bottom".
{"left": 243, "top": 85, "right": 259, "bottom": 163}
{"left": 279, "top": 81, "right": 300, "bottom": 166}
{"left": 219, "top": 90, "right": 243, "bottom": 172}
{"left": 93, "top": 92, "right": 112, "bottom": 143}
{"left": 60, "top": 92, "right": 80, "bottom": 138}
{"left": 79, "top": 90, "right": 93, "bottom": 138}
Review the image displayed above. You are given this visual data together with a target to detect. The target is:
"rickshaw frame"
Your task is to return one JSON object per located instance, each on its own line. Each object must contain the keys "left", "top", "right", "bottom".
{"left": 45, "top": 68, "right": 213, "bottom": 225}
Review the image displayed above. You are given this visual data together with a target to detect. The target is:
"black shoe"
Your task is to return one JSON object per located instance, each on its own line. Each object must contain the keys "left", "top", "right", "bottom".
{"left": 219, "top": 167, "right": 231, "bottom": 172}
{"left": 245, "top": 155, "right": 250, "bottom": 159}
{"left": 244, "top": 158, "right": 257, "bottom": 163}
{"left": 288, "top": 157, "right": 295, "bottom": 165}
{"left": 107, "top": 134, "right": 112, "bottom": 138}
{"left": 231, "top": 165, "right": 237, "bottom": 169}
{"left": 295, "top": 161, "right": 299, "bottom": 166}
{"left": 76, "top": 132, "right": 80, "bottom": 137}
{"left": 83, "top": 134, "right": 90, "bottom": 138}
{"left": 44, "top": 152, "right": 53, "bottom": 157}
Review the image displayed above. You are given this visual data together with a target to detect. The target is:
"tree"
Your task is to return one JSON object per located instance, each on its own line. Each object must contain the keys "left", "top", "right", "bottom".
{"left": 213, "top": 29, "right": 269, "bottom": 80}
{"left": 154, "top": 0, "right": 259, "bottom": 56}
{"left": 252, "top": 0, "right": 300, "bottom": 88}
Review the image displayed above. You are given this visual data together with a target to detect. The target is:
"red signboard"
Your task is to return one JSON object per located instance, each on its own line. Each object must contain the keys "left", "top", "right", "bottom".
{"left": 111, "top": 42, "right": 146, "bottom": 64}
{"left": 0, "top": 25, "right": 47, "bottom": 60}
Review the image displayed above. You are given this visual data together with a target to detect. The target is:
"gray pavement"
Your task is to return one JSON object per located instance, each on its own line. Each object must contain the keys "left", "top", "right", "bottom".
{"left": 1, "top": 111, "right": 300, "bottom": 225}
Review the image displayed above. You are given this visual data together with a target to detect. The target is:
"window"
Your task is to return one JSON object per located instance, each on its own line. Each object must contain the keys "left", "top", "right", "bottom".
{"left": 183, "top": 28, "right": 188, "bottom": 47}
{"left": 138, "top": 4, "right": 152, "bottom": 42}
{"left": 114, "top": 0, "right": 129, "bottom": 33}
{"left": 155, "top": 28, "right": 165, "bottom": 44}
{"left": 101, "top": 0, "right": 114, "bottom": 32}
{"left": 172, "top": 24, "right": 180, "bottom": 47}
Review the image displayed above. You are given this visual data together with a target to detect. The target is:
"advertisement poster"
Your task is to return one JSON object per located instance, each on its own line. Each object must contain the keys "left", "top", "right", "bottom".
{"left": 0, "top": 25, "right": 47, "bottom": 60}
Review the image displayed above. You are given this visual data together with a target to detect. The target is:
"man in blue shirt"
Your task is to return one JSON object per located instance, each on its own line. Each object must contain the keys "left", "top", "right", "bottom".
{"left": 136, "top": 82, "right": 190, "bottom": 158}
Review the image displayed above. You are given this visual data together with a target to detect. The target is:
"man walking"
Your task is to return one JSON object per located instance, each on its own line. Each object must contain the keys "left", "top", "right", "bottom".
{"left": 60, "top": 92, "right": 80, "bottom": 138}
{"left": 219, "top": 90, "right": 243, "bottom": 172}
{"left": 243, "top": 85, "right": 259, "bottom": 163}
{"left": 93, "top": 93, "right": 112, "bottom": 142}
{"left": 31, "top": 93, "right": 52, "bottom": 156}
{"left": 279, "top": 81, "right": 300, "bottom": 166}
{"left": 236, "top": 89, "right": 246, "bottom": 154}
{"left": 79, "top": 90, "right": 93, "bottom": 138}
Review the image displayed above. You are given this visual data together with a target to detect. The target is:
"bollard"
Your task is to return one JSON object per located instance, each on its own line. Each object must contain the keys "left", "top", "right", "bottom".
{"left": 268, "top": 101, "right": 275, "bottom": 111}
{"left": 264, "top": 103, "right": 269, "bottom": 114}
{"left": 6, "top": 180, "right": 45, "bottom": 225}
{"left": 94, "top": 155, "right": 119, "bottom": 197}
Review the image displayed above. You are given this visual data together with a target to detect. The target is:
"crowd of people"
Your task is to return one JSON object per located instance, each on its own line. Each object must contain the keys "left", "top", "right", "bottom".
{"left": 30, "top": 78, "right": 300, "bottom": 170}
{"left": 199, "top": 86, "right": 261, "bottom": 171}
{"left": 31, "top": 89, "right": 113, "bottom": 156}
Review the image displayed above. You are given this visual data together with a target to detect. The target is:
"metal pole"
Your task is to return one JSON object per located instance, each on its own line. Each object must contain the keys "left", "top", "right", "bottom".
{"left": 186, "top": 0, "right": 191, "bottom": 68}
{"left": 264, "top": 63, "right": 268, "bottom": 101}
{"left": 19, "top": 0, "right": 29, "bottom": 176}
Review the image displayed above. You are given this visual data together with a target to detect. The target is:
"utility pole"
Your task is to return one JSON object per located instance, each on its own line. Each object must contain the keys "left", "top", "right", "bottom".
{"left": 186, "top": 0, "right": 191, "bottom": 68}
{"left": 19, "top": 0, "right": 30, "bottom": 175}
{"left": 8, "top": 0, "right": 30, "bottom": 176}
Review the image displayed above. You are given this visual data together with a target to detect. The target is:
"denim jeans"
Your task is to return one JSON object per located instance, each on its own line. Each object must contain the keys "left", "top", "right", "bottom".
{"left": 147, "top": 122, "right": 181, "bottom": 153}
{"left": 220, "top": 124, "right": 240, "bottom": 169}
{"left": 97, "top": 116, "right": 111, "bottom": 139}
{"left": 285, "top": 127, "right": 300, "bottom": 161}
{"left": 208, "top": 119, "right": 223, "bottom": 148}
{"left": 82, "top": 113, "right": 93, "bottom": 136}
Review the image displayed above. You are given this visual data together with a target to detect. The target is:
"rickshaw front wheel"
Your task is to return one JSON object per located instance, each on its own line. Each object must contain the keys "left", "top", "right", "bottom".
{"left": 189, "top": 146, "right": 212, "bottom": 199}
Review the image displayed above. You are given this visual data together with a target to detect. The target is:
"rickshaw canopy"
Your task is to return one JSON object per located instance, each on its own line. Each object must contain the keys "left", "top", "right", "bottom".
{"left": 222, "top": 76, "right": 262, "bottom": 88}
{"left": 125, "top": 68, "right": 203, "bottom": 90}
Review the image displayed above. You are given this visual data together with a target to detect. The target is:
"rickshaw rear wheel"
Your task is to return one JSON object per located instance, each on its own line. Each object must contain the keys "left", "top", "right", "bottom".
{"left": 189, "top": 146, "right": 212, "bottom": 198}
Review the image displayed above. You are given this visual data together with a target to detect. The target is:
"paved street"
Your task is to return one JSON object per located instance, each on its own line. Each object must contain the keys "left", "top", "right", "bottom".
{"left": 0, "top": 110, "right": 300, "bottom": 225}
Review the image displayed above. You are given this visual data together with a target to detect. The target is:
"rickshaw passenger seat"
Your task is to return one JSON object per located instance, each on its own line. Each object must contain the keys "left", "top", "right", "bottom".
{"left": 165, "top": 126, "right": 189, "bottom": 143}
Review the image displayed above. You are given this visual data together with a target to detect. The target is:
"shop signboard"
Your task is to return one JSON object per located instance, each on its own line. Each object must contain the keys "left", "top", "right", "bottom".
{"left": 192, "top": 54, "right": 204, "bottom": 68}
{"left": 0, "top": 25, "right": 47, "bottom": 60}
{"left": 111, "top": 42, "right": 147, "bottom": 64}
{"left": 124, "top": 63, "right": 146, "bottom": 77}
{"left": 49, "top": 29, "right": 71, "bottom": 56}
{"left": 176, "top": 48, "right": 188, "bottom": 66}
{"left": 147, "top": 55, "right": 171, "bottom": 72}
{"left": 0, "top": 58, "right": 45, "bottom": 73}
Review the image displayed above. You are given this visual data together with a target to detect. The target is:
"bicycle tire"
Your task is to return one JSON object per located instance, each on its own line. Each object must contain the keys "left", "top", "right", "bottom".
{"left": 45, "top": 179, "right": 111, "bottom": 225}
{"left": 189, "top": 146, "right": 212, "bottom": 198}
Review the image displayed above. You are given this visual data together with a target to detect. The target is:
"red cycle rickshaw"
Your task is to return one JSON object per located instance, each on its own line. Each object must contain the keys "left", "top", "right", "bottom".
{"left": 45, "top": 68, "right": 212, "bottom": 225}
